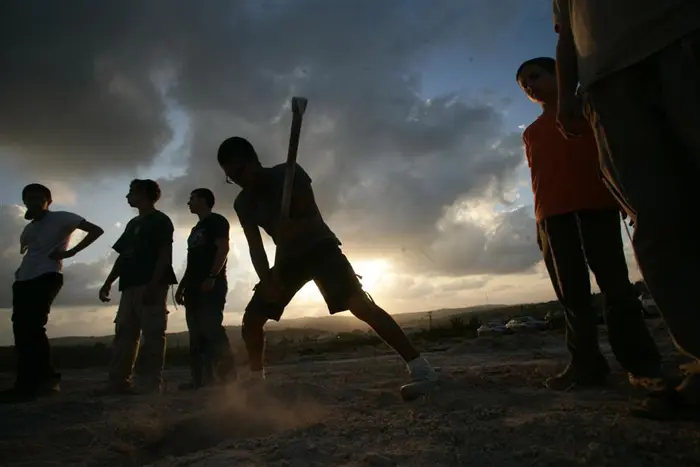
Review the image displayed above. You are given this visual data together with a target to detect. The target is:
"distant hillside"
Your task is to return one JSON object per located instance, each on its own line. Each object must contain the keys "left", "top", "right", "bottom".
{"left": 46, "top": 303, "right": 526, "bottom": 348}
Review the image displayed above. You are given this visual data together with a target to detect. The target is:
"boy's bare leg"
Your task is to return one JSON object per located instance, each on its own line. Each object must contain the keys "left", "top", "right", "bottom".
{"left": 348, "top": 293, "right": 437, "bottom": 400}
{"left": 241, "top": 312, "right": 268, "bottom": 376}
{"left": 348, "top": 294, "right": 420, "bottom": 362}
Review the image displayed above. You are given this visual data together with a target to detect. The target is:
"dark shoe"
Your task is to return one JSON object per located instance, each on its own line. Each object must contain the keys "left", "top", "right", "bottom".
{"left": 178, "top": 381, "right": 202, "bottom": 391}
{"left": 136, "top": 380, "right": 165, "bottom": 395}
{"left": 93, "top": 381, "right": 136, "bottom": 396}
{"left": 36, "top": 375, "right": 61, "bottom": 396}
{"left": 628, "top": 372, "right": 670, "bottom": 393}
{"left": 545, "top": 364, "right": 609, "bottom": 391}
{"left": 0, "top": 375, "right": 61, "bottom": 404}
{"left": 627, "top": 361, "right": 667, "bottom": 392}
{"left": 630, "top": 392, "right": 700, "bottom": 421}
{"left": 630, "top": 374, "right": 700, "bottom": 421}
{"left": 0, "top": 386, "right": 38, "bottom": 404}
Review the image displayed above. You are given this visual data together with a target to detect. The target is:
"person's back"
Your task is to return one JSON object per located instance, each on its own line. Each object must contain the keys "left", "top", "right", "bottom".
{"left": 16, "top": 210, "right": 86, "bottom": 281}
{"left": 234, "top": 162, "right": 339, "bottom": 260}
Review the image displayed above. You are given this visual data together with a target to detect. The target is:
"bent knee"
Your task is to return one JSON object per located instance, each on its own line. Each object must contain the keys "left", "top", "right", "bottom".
{"left": 241, "top": 309, "right": 269, "bottom": 337}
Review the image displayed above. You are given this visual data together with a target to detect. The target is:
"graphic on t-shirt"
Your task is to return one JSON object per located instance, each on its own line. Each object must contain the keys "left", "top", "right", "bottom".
{"left": 187, "top": 228, "right": 206, "bottom": 249}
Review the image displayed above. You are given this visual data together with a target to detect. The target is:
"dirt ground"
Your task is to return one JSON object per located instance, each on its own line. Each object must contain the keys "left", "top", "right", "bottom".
{"left": 1, "top": 320, "right": 699, "bottom": 467}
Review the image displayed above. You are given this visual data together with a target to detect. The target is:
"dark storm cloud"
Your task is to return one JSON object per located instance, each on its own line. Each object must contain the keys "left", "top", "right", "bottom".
{"left": 0, "top": 1, "right": 173, "bottom": 176}
{"left": 0, "top": 0, "right": 539, "bottom": 279}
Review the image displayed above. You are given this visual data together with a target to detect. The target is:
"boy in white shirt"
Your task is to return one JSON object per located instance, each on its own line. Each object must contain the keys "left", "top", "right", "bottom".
{"left": 1, "top": 183, "right": 104, "bottom": 403}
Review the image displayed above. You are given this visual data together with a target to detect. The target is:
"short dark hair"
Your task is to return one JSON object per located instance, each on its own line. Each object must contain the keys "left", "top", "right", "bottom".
{"left": 130, "top": 179, "right": 161, "bottom": 203}
{"left": 217, "top": 136, "right": 259, "bottom": 165}
{"left": 516, "top": 57, "right": 556, "bottom": 82}
{"left": 22, "top": 183, "right": 52, "bottom": 201}
{"left": 191, "top": 188, "right": 215, "bottom": 208}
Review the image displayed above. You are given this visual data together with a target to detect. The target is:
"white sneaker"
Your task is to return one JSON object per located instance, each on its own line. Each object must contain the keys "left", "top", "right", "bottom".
{"left": 400, "top": 356, "right": 439, "bottom": 401}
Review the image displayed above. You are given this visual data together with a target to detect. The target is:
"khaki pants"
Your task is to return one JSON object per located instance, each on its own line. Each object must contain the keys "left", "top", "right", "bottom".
{"left": 584, "top": 28, "right": 700, "bottom": 369}
{"left": 108, "top": 285, "right": 169, "bottom": 389}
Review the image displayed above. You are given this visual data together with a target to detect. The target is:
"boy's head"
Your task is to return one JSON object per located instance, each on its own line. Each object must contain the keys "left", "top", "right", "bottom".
{"left": 188, "top": 188, "right": 215, "bottom": 214}
{"left": 22, "top": 183, "right": 52, "bottom": 220}
{"left": 126, "top": 179, "right": 161, "bottom": 209}
{"left": 217, "top": 136, "right": 261, "bottom": 188}
{"left": 516, "top": 57, "right": 557, "bottom": 105}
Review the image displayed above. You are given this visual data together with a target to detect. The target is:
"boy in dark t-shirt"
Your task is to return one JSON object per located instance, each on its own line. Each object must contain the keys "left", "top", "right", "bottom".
{"left": 217, "top": 136, "right": 437, "bottom": 401}
{"left": 175, "top": 188, "right": 236, "bottom": 389}
{"left": 99, "top": 179, "right": 177, "bottom": 394}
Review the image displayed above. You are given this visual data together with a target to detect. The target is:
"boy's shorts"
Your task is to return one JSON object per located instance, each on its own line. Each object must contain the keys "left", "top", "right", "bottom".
{"left": 245, "top": 240, "right": 365, "bottom": 321}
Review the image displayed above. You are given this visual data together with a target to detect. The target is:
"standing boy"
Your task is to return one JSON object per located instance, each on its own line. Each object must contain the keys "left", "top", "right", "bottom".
{"left": 217, "top": 136, "right": 437, "bottom": 401}
{"left": 517, "top": 57, "right": 664, "bottom": 392}
{"left": 175, "top": 188, "right": 237, "bottom": 390}
{"left": 99, "top": 179, "right": 177, "bottom": 394}
{"left": 553, "top": 0, "right": 700, "bottom": 420}
{"left": 2, "top": 183, "right": 104, "bottom": 403}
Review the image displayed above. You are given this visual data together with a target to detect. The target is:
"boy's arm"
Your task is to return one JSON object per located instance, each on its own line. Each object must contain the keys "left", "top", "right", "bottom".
{"left": 553, "top": 0, "right": 581, "bottom": 137}
{"left": 65, "top": 219, "right": 105, "bottom": 257}
{"left": 103, "top": 226, "right": 130, "bottom": 288}
{"left": 103, "top": 255, "right": 123, "bottom": 288}
{"left": 209, "top": 217, "right": 231, "bottom": 277}
{"left": 235, "top": 194, "right": 271, "bottom": 282}
{"left": 242, "top": 221, "right": 270, "bottom": 282}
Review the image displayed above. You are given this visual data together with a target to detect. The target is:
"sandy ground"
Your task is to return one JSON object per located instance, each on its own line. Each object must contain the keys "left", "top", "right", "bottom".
{"left": 1, "top": 321, "right": 699, "bottom": 467}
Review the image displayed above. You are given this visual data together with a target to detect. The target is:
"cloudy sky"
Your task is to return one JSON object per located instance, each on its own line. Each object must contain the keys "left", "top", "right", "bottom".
{"left": 0, "top": 1, "right": 640, "bottom": 344}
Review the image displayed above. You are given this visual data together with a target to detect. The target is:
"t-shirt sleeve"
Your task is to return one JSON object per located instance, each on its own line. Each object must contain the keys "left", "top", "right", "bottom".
{"left": 56, "top": 211, "right": 85, "bottom": 232}
{"left": 153, "top": 213, "right": 175, "bottom": 247}
{"left": 112, "top": 221, "right": 131, "bottom": 254}
{"left": 212, "top": 215, "right": 230, "bottom": 240}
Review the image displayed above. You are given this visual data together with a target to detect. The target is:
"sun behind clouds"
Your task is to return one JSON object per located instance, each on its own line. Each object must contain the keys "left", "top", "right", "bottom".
{"left": 294, "top": 259, "right": 391, "bottom": 303}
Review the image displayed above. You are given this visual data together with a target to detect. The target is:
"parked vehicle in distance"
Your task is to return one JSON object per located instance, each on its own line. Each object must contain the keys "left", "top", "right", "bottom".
{"left": 505, "top": 316, "right": 548, "bottom": 332}
{"left": 477, "top": 321, "right": 509, "bottom": 337}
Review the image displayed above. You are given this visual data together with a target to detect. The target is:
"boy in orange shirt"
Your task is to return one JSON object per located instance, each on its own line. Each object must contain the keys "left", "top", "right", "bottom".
{"left": 517, "top": 57, "right": 664, "bottom": 392}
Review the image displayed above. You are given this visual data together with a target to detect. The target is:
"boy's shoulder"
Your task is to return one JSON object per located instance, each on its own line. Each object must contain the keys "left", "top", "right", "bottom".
{"left": 233, "top": 189, "right": 253, "bottom": 216}
{"left": 153, "top": 210, "right": 174, "bottom": 228}
{"left": 48, "top": 210, "right": 84, "bottom": 223}
{"left": 210, "top": 212, "right": 230, "bottom": 226}
{"left": 266, "top": 162, "right": 312, "bottom": 183}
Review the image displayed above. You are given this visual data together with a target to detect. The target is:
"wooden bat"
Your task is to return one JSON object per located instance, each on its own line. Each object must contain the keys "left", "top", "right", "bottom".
{"left": 274, "top": 97, "right": 308, "bottom": 266}
{"left": 280, "top": 96, "right": 308, "bottom": 220}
